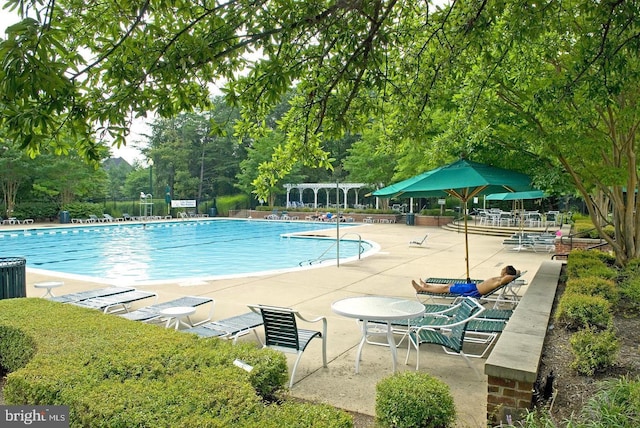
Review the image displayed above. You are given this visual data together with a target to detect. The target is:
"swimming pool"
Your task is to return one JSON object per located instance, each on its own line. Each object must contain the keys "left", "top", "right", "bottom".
{"left": 0, "top": 219, "right": 375, "bottom": 284}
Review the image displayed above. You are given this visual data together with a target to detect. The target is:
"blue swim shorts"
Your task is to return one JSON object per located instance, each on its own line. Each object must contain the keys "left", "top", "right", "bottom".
{"left": 449, "top": 282, "right": 481, "bottom": 298}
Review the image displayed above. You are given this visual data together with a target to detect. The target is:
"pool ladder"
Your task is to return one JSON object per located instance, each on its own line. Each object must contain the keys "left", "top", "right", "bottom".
{"left": 299, "top": 233, "right": 366, "bottom": 266}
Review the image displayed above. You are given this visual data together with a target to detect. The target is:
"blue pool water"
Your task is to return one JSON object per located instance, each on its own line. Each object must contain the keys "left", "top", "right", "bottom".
{"left": 0, "top": 220, "right": 373, "bottom": 283}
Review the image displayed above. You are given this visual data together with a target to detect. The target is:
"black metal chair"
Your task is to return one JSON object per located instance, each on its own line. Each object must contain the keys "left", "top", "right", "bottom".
{"left": 248, "top": 304, "right": 327, "bottom": 388}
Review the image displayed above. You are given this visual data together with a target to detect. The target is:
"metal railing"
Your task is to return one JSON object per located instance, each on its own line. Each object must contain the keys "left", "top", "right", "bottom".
{"left": 552, "top": 227, "right": 611, "bottom": 259}
{"left": 299, "top": 232, "right": 365, "bottom": 266}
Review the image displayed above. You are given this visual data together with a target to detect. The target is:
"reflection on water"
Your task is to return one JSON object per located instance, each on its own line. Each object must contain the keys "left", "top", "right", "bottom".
{"left": 0, "top": 220, "right": 372, "bottom": 282}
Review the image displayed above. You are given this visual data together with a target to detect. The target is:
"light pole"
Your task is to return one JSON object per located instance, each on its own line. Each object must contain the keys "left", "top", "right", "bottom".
{"left": 336, "top": 177, "right": 340, "bottom": 267}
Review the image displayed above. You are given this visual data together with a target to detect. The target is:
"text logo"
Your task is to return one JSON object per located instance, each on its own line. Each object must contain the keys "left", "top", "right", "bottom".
{"left": 1, "top": 406, "right": 69, "bottom": 427}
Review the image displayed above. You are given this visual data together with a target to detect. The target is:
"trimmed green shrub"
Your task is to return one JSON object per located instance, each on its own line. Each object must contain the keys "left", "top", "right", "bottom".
{"left": 12, "top": 201, "right": 60, "bottom": 221}
{"left": 0, "top": 326, "right": 36, "bottom": 373}
{"left": 565, "top": 277, "right": 619, "bottom": 304}
{"left": 0, "top": 298, "right": 351, "bottom": 427}
{"left": 572, "top": 219, "right": 615, "bottom": 239}
{"left": 619, "top": 277, "right": 640, "bottom": 313}
{"left": 621, "top": 258, "right": 640, "bottom": 277}
{"left": 214, "top": 194, "right": 250, "bottom": 216}
{"left": 418, "top": 208, "right": 456, "bottom": 217}
{"left": 555, "top": 293, "right": 612, "bottom": 330}
{"left": 578, "top": 376, "right": 640, "bottom": 427}
{"left": 566, "top": 249, "right": 617, "bottom": 280}
{"left": 570, "top": 328, "right": 619, "bottom": 376}
{"left": 250, "top": 402, "right": 354, "bottom": 427}
{"left": 64, "top": 202, "right": 105, "bottom": 219}
{"left": 376, "top": 371, "right": 455, "bottom": 428}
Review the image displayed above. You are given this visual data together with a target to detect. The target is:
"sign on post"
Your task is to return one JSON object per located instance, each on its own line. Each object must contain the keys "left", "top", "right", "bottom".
{"left": 171, "top": 200, "right": 196, "bottom": 208}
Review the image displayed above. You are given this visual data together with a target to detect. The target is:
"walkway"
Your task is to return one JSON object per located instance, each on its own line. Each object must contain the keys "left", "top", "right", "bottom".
{"left": 20, "top": 221, "right": 558, "bottom": 426}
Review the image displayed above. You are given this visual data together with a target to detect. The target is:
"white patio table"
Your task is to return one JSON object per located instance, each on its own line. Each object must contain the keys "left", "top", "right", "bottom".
{"left": 331, "top": 296, "right": 425, "bottom": 373}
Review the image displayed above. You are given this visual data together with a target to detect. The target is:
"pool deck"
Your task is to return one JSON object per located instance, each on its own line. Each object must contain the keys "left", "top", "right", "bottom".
{"left": 15, "top": 220, "right": 557, "bottom": 427}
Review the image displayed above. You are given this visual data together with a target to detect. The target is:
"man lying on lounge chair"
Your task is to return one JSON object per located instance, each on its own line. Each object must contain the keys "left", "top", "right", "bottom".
{"left": 411, "top": 266, "right": 519, "bottom": 298}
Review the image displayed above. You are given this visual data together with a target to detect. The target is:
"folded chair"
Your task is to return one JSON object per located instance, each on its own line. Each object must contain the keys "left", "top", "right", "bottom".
{"left": 405, "top": 297, "right": 485, "bottom": 377}
{"left": 185, "top": 311, "right": 264, "bottom": 344}
{"left": 248, "top": 304, "right": 327, "bottom": 388}
{"left": 50, "top": 286, "right": 135, "bottom": 303}
{"left": 119, "top": 296, "right": 215, "bottom": 324}
{"left": 71, "top": 290, "right": 158, "bottom": 314}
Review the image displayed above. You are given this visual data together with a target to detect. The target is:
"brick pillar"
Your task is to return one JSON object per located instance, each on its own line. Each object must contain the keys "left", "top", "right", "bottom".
{"left": 487, "top": 376, "right": 534, "bottom": 425}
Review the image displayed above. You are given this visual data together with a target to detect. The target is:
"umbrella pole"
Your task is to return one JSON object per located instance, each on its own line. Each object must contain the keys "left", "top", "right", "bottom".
{"left": 464, "top": 200, "right": 470, "bottom": 282}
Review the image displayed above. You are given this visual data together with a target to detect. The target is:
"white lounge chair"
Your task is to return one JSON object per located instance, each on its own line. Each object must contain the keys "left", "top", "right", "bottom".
{"left": 184, "top": 311, "right": 264, "bottom": 344}
{"left": 120, "top": 296, "right": 215, "bottom": 324}
{"left": 50, "top": 286, "right": 135, "bottom": 303}
{"left": 71, "top": 290, "right": 158, "bottom": 314}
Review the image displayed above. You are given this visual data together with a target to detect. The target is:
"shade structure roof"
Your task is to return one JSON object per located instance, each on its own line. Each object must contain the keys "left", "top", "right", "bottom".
{"left": 373, "top": 159, "right": 532, "bottom": 201}
{"left": 371, "top": 158, "right": 533, "bottom": 282}
{"left": 368, "top": 170, "right": 435, "bottom": 198}
{"left": 485, "top": 190, "right": 546, "bottom": 201}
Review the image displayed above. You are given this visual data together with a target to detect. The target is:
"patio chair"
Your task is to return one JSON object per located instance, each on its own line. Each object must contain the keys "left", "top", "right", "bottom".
{"left": 71, "top": 290, "right": 158, "bottom": 313}
{"left": 248, "top": 304, "right": 327, "bottom": 388}
{"left": 103, "top": 213, "right": 123, "bottom": 222}
{"left": 119, "top": 296, "right": 215, "bottom": 324}
{"left": 50, "top": 286, "right": 135, "bottom": 303}
{"left": 415, "top": 271, "right": 527, "bottom": 309}
{"left": 365, "top": 303, "right": 511, "bottom": 351}
{"left": 412, "top": 301, "right": 507, "bottom": 358}
{"left": 184, "top": 311, "right": 264, "bottom": 344}
{"left": 87, "top": 214, "right": 103, "bottom": 223}
{"left": 409, "top": 233, "right": 429, "bottom": 247}
{"left": 405, "top": 297, "right": 484, "bottom": 376}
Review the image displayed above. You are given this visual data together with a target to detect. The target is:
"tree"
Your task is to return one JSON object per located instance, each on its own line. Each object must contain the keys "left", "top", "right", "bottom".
{"left": 103, "top": 158, "right": 134, "bottom": 201}
{"left": 31, "top": 151, "right": 109, "bottom": 208}
{"left": 0, "top": 136, "right": 31, "bottom": 217}
{"left": 237, "top": 131, "right": 306, "bottom": 207}
{"left": 144, "top": 106, "right": 248, "bottom": 202}
{"left": 420, "top": 1, "right": 640, "bottom": 265}
{"left": 4, "top": 1, "right": 640, "bottom": 264}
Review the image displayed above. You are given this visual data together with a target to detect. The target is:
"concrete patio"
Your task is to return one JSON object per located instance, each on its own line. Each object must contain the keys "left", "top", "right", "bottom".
{"left": 17, "top": 220, "right": 559, "bottom": 427}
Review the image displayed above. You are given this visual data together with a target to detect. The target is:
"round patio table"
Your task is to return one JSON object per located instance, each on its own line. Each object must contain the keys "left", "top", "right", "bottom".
{"left": 160, "top": 306, "right": 197, "bottom": 330}
{"left": 33, "top": 281, "right": 64, "bottom": 298}
{"left": 331, "top": 296, "right": 425, "bottom": 373}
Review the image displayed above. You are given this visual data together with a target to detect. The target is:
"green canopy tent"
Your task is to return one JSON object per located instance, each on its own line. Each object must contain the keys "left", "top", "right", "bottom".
{"left": 373, "top": 159, "right": 533, "bottom": 281}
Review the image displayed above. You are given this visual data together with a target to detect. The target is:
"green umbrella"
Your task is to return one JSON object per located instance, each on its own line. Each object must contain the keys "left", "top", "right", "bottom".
{"left": 374, "top": 159, "right": 533, "bottom": 281}
{"left": 370, "top": 170, "right": 436, "bottom": 198}
{"left": 485, "top": 190, "right": 546, "bottom": 201}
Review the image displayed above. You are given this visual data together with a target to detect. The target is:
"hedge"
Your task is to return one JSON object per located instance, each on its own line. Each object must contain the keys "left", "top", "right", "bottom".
{"left": 0, "top": 298, "right": 352, "bottom": 427}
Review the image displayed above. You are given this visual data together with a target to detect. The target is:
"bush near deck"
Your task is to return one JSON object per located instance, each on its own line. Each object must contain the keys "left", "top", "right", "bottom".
{"left": 0, "top": 298, "right": 352, "bottom": 427}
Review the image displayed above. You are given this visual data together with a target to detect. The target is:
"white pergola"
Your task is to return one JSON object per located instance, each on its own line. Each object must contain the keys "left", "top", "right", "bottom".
{"left": 284, "top": 182, "right": 369, "bottom": 209}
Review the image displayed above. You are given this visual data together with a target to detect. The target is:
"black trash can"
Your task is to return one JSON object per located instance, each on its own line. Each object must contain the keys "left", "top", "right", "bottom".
{"left": 0, "top": 257, "right": 27, "bottom": 299}
{"left": 406, "top": 212, "right": 415, "bottom": 226}
{"left": 208, "top": 207, "right": 217, "bottom": 217}
{"left": 59, "top": 210, "right": 70, "bottom": 224}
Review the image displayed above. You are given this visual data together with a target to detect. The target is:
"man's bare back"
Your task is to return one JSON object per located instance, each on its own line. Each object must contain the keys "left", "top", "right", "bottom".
{"left": 411, "top": 266, "right": 519, "bottom": 296}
